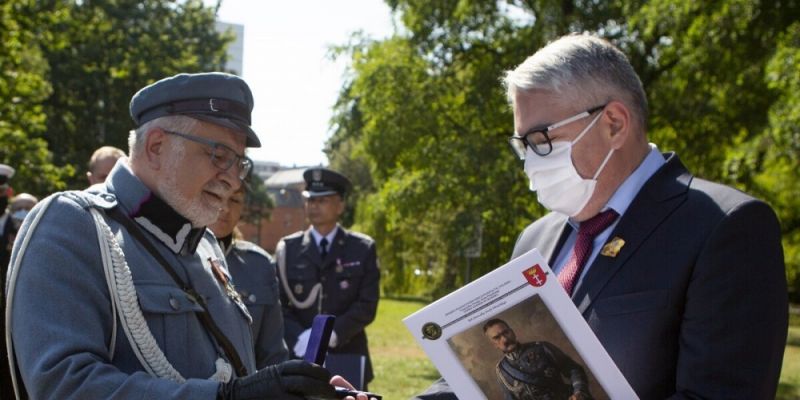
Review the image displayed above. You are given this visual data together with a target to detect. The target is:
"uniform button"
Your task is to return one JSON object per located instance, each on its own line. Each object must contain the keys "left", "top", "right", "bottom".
{"left": 248, "top": 294, "right": 257, "bottom": 303}
{"left": 169, "top": 297, "right": 180, "bottom": 311}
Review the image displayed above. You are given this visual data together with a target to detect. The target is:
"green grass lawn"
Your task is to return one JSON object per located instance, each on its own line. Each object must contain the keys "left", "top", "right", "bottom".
{"left": 369, "top": 298, "right": 800, "bottom": 399}
{"left": 778, "top": 315, "right": 800, "bottom": 399}
{"left": 367, "top": 298, "right": 438, "bottom": 399}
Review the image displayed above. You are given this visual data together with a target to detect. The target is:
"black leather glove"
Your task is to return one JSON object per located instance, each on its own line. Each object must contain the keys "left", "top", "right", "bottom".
{"left": 218, "top": 359, "right": 336, "bottom": 400}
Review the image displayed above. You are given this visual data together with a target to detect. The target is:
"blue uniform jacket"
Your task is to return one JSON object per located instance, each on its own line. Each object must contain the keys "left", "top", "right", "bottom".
{"left": 277, "top": 228, "right": 379, "bottom": 384}
{"left": 6, "top": 162, "right": 256, "bottom": 399}
{"left": 225, "top": 240, "right": 290, "bottom": 369}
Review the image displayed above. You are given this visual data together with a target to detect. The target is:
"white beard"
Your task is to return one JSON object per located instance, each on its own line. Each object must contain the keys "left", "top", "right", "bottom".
{"left": 157, "top": 142, "right": 224, "bottom": 227}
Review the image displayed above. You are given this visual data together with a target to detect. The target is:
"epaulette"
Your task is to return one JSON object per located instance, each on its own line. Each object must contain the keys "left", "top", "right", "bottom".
{"left": 282, "top": 230, "right": 305, "bottom": 241}
{"left": 348, "top": 230, "right": 375, "bottom": 244}
{"left": 60, "top": 189, "right": 118, "bottom": 211}
{"left": 233, "top": 240, "right": 273, "bottom": 261}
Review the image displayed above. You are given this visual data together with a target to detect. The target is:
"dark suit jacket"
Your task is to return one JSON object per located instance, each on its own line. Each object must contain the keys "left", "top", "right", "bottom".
{"left": 511, "top": 152, "right": 787, "bottom": 399}
{"left": 278, "top": 227, "right": 380, "bottom": 384}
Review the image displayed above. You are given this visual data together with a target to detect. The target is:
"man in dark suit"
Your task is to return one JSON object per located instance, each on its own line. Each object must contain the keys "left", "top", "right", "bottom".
{"left": 414, "top": 32, "right": 787, "bottom": 399}
{"left": 277, "top": 167, "right": 380, "bottom": 390}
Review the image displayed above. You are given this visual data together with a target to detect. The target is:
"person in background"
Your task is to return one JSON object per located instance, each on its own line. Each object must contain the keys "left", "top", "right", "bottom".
{"left": 0, "top": 163, "right": 15, "bottom": 256}
{"left": 4, "top": 193, "right": 39, "bottom": 252}
{"left": 210, "top": 183, "right": 291, "bottom": 369}
{"left": 6, "top": 72, "right": 369, "bottom": 400}
{"left": 0, "top": 163, "right": 16, "bottom": 400}
{"left": 87, "top": 145, "right": 126, "bottom": 186}
{"left": 414, "top": 32, "right": 786, "bottom": 399}
{"left": 277, "top": 167, "right": 380, "bottom": 390}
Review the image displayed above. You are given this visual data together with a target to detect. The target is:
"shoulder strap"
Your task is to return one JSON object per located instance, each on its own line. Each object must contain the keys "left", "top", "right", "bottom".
{"left": 5, "top": 194, "right": 61, "bottom": 399}
{"left": 105, "top": 208, "right": 249, "bottom": 378}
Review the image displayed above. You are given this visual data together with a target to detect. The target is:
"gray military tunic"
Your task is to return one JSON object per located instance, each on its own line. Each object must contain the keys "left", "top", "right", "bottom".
{"left": 223, "top": 238, "right": 290, "bottom": 369}
{"left": 6, "top": 162, "right": 255, "bottom": 399}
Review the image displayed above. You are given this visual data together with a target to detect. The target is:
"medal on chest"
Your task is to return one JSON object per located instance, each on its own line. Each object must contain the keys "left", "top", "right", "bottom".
{"left": 208, "top": 257, "right": 252, "bottom": 323}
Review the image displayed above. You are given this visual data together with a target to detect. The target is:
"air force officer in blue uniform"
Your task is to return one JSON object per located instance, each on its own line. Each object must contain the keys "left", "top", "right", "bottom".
{"left": 5, "top": 73, "right": 339, "bottom": 399}
{"left": 210, "top": 184, "right": 290, "bottom": 369}
{"left": 277, "top": 168, "right": 380, "bottom": 389}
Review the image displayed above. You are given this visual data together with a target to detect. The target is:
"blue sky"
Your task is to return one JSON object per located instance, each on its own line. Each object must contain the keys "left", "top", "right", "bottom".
{"left": 211, "top": 0, "right": 396, "bottom": 167}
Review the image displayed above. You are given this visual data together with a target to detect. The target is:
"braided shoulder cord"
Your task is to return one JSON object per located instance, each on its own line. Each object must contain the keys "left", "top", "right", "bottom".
{"left": 90, "top": 208, "right": 186, "bottom": 383}
{"left": 276, "top": 239, "right": 323, "bottom": 310}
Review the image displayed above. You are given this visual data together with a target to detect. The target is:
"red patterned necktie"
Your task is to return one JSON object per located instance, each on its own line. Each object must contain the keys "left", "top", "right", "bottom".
{"left": 557, "top": 209, "right": 619, "bottom": 296}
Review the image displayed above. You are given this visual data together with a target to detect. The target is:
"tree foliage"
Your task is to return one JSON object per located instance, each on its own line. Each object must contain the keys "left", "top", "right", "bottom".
{"left": 327, "top": 0, "right": 800, "bottom": 298}
{"left": 0, "top": 0, "right": 73, "bottom": 195}
{"left": 36, "top": 0, "right": 233, "bottom": 187}
{"left": 0, "top": 0, "right": 233, "bottom": 197}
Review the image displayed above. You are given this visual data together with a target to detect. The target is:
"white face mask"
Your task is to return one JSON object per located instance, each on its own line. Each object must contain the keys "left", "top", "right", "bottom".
{"left": 523, "top": 112, "right": 614, "bottom": 217}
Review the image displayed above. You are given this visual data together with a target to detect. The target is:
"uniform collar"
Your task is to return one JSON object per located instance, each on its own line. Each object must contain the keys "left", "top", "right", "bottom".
{"left": 310, "top": 225, "right": 339, "bottom": 248}
{"left": 218, "top": 234, "right": 234, "bottom": 255}
{"left": 105, "top": 161, "right": 206, "bottom": 255}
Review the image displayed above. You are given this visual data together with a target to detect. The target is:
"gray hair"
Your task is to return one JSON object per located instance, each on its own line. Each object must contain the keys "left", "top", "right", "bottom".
{"left": 127, "top": 115, "right": 199, "bottom": 158}
{"left": 503, "top": 33, "right": 648, "bottom": 133}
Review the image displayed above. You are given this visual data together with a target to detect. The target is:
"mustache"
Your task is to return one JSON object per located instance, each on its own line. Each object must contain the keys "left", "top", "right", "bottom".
{"left": 204, "top": 180, "right": 233, "bottom": 200}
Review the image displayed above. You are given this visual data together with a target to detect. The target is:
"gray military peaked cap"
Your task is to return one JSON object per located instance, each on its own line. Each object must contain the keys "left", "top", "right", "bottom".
{"left": 129, "top": 72, "right": 261, "bottom": 147}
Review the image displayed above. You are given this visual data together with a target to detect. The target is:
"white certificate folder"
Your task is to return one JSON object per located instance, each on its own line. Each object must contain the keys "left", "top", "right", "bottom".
{"left": 403, "top": 248, "right": 637, "bottom": 400}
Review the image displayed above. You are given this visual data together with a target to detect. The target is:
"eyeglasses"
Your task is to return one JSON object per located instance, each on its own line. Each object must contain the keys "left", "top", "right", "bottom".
{"left": 508, "top": 104, "right": 606, "bottom": 159}
{"left": 163, "top": 130, "right": 253, "bottom": 180}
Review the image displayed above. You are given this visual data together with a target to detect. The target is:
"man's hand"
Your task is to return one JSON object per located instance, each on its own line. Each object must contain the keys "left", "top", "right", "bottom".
{"left": 218, "top": 359, "right": 335, "bottom": 400}
{"left": 330, "top": 375, "right": 380, "bottom": 400}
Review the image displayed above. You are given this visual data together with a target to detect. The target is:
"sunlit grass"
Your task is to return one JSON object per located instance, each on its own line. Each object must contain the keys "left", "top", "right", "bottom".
{"left": 778, "top": 314, "right": 800, "bottom": 400}
{"left": 367, "top": 298, "right": 439, "bottom": 399}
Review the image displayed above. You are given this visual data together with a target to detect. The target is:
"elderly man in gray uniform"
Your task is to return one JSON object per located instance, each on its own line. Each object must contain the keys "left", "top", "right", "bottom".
{"left": 210, "top": 184, "right": 290, "bottom": 369}
{"left": 277, "top": 167, "right": 380, "bottom": 389}
{"left": 5, "top": 73, "right": 354, "bottom": 399}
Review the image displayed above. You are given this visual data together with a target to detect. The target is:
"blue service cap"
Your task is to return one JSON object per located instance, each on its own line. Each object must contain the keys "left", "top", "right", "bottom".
{"left": 302, "top": 168, "right": 352, "bottom": 198}
{"left": 129, "top": 72, "right": 261, "bottom": 147}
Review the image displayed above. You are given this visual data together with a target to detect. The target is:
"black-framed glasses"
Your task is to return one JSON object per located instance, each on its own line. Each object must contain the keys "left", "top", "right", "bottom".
{"left": 508, "top": 104, "right": 606, "bottom": 160}
{"left": 164, "top": 130, "right": 253, "bottom": 180}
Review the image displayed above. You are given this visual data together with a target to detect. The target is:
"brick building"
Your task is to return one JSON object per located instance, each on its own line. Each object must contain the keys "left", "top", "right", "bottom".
{"left": 238, "top": 168, "right": 308, "bottom": 253}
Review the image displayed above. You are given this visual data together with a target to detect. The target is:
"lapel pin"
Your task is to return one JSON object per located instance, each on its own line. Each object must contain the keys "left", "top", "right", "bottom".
{"left": 601, "top": 236, "right": 625, "bottom": 257}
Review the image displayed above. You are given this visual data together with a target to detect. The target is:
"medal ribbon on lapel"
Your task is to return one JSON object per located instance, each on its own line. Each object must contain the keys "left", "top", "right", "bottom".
{"left": 208, "top": 257, "right": 252, "bottom": 323}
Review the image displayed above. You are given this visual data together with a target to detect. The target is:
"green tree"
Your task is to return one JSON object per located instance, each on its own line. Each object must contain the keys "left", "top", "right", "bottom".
{"left": 0, "top": 0, "right": 73, "bottom": 196}
{"left": 34, "top": 0, "right": 233, "bottom": 187}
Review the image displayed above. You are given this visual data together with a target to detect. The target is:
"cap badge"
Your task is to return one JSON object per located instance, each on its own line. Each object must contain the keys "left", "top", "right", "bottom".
{"left": 209, "top": 98, "right": 219, "bottom": 112}
{"left": 312, "top": 169, "right": 322, "bottom": 181}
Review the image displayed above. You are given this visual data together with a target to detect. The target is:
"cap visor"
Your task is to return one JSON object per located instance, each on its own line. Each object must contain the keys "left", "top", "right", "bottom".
{"left": 302, "top": 190, "right": 340, "bottom": 198}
